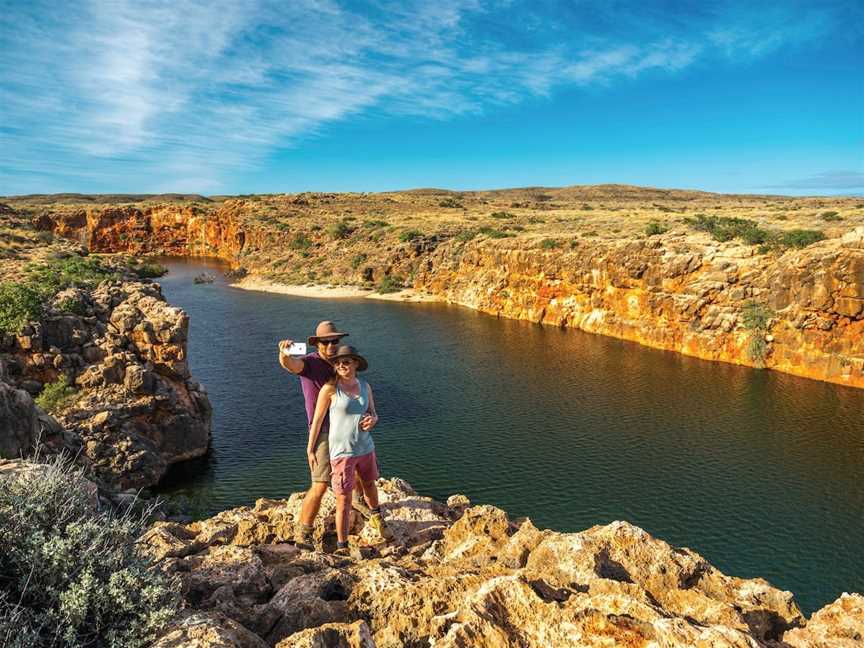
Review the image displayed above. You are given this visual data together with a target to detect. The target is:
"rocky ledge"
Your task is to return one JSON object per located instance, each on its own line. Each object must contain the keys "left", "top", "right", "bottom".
{"left": 0, "top": 280, "right": 211, "bottom": 489}
{"left": 143, "top": 479, "right": 863, "bottom": 647}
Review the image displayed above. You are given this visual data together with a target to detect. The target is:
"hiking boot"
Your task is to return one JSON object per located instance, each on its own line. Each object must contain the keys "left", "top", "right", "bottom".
{"left": 352, "top": 492, "right": 372, "bottom": 518}
{"left": 294, "top": 524, "right": 314, "bottom": 551}
{"left": 333, "top": 542, "right": 351, "bottom": 557}
{"left": 367, "top": 512, "right": 392, "bottom": 540}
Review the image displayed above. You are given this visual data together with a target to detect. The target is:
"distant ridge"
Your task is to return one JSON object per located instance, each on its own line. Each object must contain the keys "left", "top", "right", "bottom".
{"left": 2, "top": 193, "right": 212, "bottom": 205}
{"left": 1, "top": 184, "right": 840, "bottom": 204}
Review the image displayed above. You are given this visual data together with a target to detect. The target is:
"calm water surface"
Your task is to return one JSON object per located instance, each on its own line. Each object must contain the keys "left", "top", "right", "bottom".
{"left": 154, "top": 258, "right": 863, "bottom": 614}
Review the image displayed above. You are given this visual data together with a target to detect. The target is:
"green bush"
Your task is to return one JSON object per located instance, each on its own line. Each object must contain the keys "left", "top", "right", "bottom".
{"left": 0, "top": 456, "right": 180, "bottom": 647}
{"left": 741, "top": 301, "right": 774, "bottom": 365}
{"left": 477, "top": 227, "right": 514, "bottom": 239}
{"left": 377, "top": 275, "right": 404, "bottom": 294}
{"left": 779, "top": 229, "right": 826, "bottom": 248}
{"left": 742, "top": 301, "right": 773, "bottom": 331}
{"left": 685, "top": 215, "right": 769, "bottom": 245}
{"left": 56, "top": 296, "right": 87, "bottom": 317}
{"left": 490, "top": 211, "right": 513, "bottom": 219}
{"left": 455, "top": 230, "right": 477, "bottom": 242}
{"left": 363, "top": 219, "right": 388, "bottom": 228}
{"left": 820, "top": 211, "right": 842, "bottom": 221}
{"left": 438, "top": 198, "right": 462, "bottom": 209}
{"left": 540, "top": 238, "right": 560, "bottom": 249}
{"left": 26, "top": 255, "right": 117, "bottom": 295}
{"left": 351, "top": 253, "right": 367, "bottom": 269}
{"left": 34, "top": 375, "right": 78, "bottom": 414}
{"left": 290, "top": 232, "right": 312, "bottom": 251}
{"left": 399, "top": 229, "right": 422, "bottom": 242}
{"left": 645, "top": 221, "right": 668, "bottom": 236}
{"left": 133, "top": 262, "right": 168, "bottom": 278}
{"left": 0, "top": 283, "right": 43, "bottom": 335}
{"left": 327, "top": 220, "right": 355, "bottom": 240}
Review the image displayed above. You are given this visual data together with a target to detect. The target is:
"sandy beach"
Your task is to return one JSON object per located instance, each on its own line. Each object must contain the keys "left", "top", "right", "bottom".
{"left": 232, "top": 276, "right": 440, "bottom": 303}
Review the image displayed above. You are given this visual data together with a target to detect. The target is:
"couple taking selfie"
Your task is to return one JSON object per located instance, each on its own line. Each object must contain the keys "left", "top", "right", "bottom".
{"left": 278, "top": 320, "right": 390, "bottom": 556}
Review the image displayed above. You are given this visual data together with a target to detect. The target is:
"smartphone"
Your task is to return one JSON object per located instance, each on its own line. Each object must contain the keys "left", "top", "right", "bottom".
{"left": 283, "top": 342, "right": 307, "bottom": 356}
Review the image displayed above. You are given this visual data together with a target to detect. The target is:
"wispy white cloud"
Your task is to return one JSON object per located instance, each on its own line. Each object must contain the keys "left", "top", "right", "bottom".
{"left": 773, "top": 170, "right": 864, "bottom": 190}
{"left": 0, "top": 0, "right": 851, "bottom": 193}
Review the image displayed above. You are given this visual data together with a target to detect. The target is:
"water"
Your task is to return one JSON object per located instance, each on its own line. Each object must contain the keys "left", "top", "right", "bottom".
{"left": 154, "top": 257, "right": 864, "bottom": 615}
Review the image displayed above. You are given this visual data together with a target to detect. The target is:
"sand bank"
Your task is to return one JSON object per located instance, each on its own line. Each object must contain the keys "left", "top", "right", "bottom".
{"left": 232, "top": 276, "right": 440, "bottom": 303}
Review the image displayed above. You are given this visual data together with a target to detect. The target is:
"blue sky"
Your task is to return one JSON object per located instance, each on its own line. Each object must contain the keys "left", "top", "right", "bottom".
{"left": 1, "top": 0, "right": 862, "bottom": 196}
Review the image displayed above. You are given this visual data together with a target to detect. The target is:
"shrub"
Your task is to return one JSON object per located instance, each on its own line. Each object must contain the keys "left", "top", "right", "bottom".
{"left": 741, "top": 301, "right": 774, "bottom": 366}
{"left": 133, "top": 262, "right": 168, "bottom": 278}
{"left": 399, "top": 229, "right": 422, "bottom": 243}
{"left": 34, "top": 375, "right": 77, "bottom": 414}
{"left": 0, "top": 456, "right": 180, "bottom": 647}
{"left": 377, "top": 275, "right": 404, "bottom": 294}
{"left": 490, "top": 211, "right": 513, "bottom": 219}
{"left": 290, "top": 233, "right": 312, "bottom": 251}
{"left": 540, "top": 238, "right": 560, "bottom": 249}
{"left": 363, "top": 219, "right": 388, "bottom": 228}
{"left": 820, "top": 211, "right": 842, "bottom": 221}
{"left": 685, "top": 215, "right": 769, "bottom": 245}
{"left": 56, "top": 296, "right": 87, "bottom": 317}
{"left": 742, "top": 301, "right": 773, "bottom": 331}
{"left": 0, "top": 283, "right": 43, "bottom": 335}
{"left": 351, "top": 253, "right": 367, "bottom": 269}
{"left": 438, "top": 198, "right": 462, "bottom": 209}
{"left": 26, "top": 255, "right": 117, "bottom": 295}
{"left": 478, "top": 227, "right": 514, "bottom": 239}
{"left": 778, "top": 229, "right": 825, "bottom": 249}
{"left": 645, "top": 221, "right": 668, "bottom": 236}
{"left": 327, "top": 220, "right": 355, "bottom": 240}
{"left": 582, "top": 230, "right": 598, "bottom": 237}
{"left": 455, "top": 230, "right": 477, "bottom": 242}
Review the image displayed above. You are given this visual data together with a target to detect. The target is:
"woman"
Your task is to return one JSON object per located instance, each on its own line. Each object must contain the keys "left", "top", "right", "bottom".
{"left": 307, "top": 344, "right": 389, "bottom": 554}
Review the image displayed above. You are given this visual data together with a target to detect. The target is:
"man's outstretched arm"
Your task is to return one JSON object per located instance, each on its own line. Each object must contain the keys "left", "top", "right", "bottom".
{"left": 278, "top": 339, "right": 305, "bottom": 374}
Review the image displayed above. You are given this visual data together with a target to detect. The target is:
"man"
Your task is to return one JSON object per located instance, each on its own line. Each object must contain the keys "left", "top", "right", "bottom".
{"left": 278, "top": 320, "right": 368, "bottom": 548}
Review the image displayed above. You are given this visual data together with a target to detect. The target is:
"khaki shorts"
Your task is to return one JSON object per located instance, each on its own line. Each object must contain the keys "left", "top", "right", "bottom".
{"left": 311, "top": 433, "right": 331, "bottom": 483}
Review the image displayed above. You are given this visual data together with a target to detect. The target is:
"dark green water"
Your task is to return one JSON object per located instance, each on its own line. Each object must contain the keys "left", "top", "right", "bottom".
{"left": 154, "top": 258, "right": 863, "bottom": 615}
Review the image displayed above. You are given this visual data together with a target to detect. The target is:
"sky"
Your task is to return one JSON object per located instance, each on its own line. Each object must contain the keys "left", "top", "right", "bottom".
{"left": 0, "top": 0, "right": 862, "bottom": 196}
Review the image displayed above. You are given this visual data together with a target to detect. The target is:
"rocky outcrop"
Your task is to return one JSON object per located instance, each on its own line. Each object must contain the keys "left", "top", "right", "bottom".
{"left": 34, "top": 200, "right": 864, "bottom": 389}
{"left": 0, "top": 359, "right": 65, "bottom": 457}
{"left": 0, "top": 281, "right": 211, "bottom": 489}
{"left": 415, "top": 230, "right": 864, "bottom": 388}
{"left": 142, "top": 478, "right": 861, "bottom": 647}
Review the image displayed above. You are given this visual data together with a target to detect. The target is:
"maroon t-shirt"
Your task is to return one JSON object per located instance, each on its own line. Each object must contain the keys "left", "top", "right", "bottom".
{"left": 299, "top": 351, "right": 335, "bottom": 434}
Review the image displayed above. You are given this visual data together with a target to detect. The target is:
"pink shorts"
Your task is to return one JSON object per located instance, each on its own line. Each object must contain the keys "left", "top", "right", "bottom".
{"left": 331, "top": 451, "right": 379, "bottom": 496}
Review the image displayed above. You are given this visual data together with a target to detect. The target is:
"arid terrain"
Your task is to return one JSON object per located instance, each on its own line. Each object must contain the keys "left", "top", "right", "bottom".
{"left": 3, "top": 185, "right": 863, "bottom": 388}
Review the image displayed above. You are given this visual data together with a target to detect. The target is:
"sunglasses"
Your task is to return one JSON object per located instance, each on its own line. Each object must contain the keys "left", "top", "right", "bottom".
{"left": 334, "top": 359, "right": 355, "bottom": 366}
{"left": 319, "top": 338, "right": 341, "bottom": 346}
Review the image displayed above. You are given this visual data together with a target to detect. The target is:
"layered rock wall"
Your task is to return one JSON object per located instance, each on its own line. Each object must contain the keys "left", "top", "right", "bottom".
{"left": 38, "top": 205, "right": 864, "bottom": 389}
{"left": 416, "top": 231, "right": 864, "bottom": 388}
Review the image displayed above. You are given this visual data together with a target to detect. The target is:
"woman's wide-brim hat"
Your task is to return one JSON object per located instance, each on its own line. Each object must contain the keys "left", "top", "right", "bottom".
{"left": 330, "top": 344, "right": 368, "bottom": 372}
{"left": 307, "top": 320, "right": 349, "bottom": 346}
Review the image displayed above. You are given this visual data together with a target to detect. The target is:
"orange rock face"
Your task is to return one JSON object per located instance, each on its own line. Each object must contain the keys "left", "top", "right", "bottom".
{"left": 39, "top": 205, "right": 864, "bottom": 389}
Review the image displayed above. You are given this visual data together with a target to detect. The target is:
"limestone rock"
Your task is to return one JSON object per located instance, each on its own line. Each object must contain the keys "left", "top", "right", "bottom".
{"left": 144, "top": 478, "right": 851, "bottom": 648}
{"left": 152, "top": 612, "right": 267, "bottom": 648}
{"left": 275, "top": 621, "right": 375, "bottom": 648}
{"left": 784, "top": 593, "right": 864, "bottom": 647}
{"left": 1, "top": 280, "right": 212, "bottom": 489}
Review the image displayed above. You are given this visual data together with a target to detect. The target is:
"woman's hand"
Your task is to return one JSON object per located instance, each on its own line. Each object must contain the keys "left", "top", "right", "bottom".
{"left": 307, "top": 449, "right": 318, "bottom": 470}
{"left": 360, "top": 413, "right": 378, "bottom": 431}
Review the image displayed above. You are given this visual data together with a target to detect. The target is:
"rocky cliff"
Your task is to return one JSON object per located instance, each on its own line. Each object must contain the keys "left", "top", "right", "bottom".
{"left": 28, "top": 189, "right": 864, "bottom": 389}
{"left": 143, "top": 478, "right": 863, "bottom": 647}
{"left": 0, "top": 279, "right": 211, "bottom": 489}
